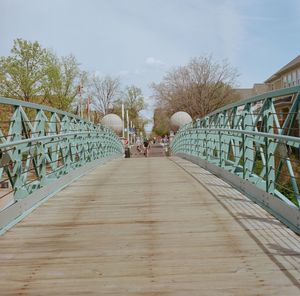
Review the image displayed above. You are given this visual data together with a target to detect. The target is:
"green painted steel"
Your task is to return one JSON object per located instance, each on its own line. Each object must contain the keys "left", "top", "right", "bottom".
{"left": 0, "top": 97, "right": 123, "bottom": 202}
{"left": 171, "top": 86, "right": 300, "bottom": 209}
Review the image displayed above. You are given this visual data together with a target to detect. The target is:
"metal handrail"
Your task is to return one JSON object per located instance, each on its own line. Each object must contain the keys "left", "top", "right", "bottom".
{"left": 171, "top": 86, "right": 300, "bottom": 233}
{"left": 207, "top": 85, "right": 300, "bottom": 116}
{"left": 0, "top": 97, "right": 123, "bottom": 202}
{"left": 0, "top": 131, "right": 108, "bottom": 149}
{"left": 0, "top": 96, "right": 85, "bottom": 122}
{"left": 183, "top": 127, "right": 300, "bottom": 144}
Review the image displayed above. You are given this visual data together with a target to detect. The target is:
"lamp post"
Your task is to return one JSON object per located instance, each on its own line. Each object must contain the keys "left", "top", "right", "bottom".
{"left": 130, "top": 121, "right": 133, "bottom": 144}
{"left": 126, "top": 109, "right": 129, "bottom": 144}
{"left": 133, "top": 124, "right": 136, "bottom": 144}
{"left": 121, "top": 103, "right": 125, "bottom": 138}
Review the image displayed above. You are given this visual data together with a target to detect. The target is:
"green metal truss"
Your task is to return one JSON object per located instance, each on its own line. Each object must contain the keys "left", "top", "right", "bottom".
{"left": 0, "top": 97, "right": 123, "bottom": 201}
{"left": 171, "top": 86, "right": 300, "bottom": 214}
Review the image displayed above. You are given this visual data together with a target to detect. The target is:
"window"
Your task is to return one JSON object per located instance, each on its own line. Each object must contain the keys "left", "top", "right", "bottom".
{"left": 287, "top": 73, "right": 292, "bottom": 86}
{"left": 283, "top": 75, "right": 287, "bottom": 88}
{"left": 297, "top": 69, "right": 300, "bottom": 85}
{"left": 292, "top": 71, "right": 297, "bottom": 85}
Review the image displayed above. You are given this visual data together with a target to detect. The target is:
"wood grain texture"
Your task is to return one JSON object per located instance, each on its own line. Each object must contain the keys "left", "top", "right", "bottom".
{"left": 0, "top": 157, "right": 299, "bottom": 295}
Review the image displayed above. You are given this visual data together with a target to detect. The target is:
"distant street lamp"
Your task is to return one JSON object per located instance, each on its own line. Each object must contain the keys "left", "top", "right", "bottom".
{"left": 122, "top": 103, "right": 125, "bottom": 138}
{"left": 126, "top": 109, "right": 129, "bottom": 144}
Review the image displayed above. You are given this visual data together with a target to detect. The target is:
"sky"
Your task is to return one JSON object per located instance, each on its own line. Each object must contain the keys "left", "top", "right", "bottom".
{"left": 1, "top": 0, "right": 300, "bottom": 129}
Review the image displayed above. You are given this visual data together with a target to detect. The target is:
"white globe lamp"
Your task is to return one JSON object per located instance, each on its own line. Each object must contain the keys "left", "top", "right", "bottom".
{"left": 170, "top": 111, "right": 192, "bottom": 132}
{"left": 101, "top": 114, "right": 123, "bottom": 133}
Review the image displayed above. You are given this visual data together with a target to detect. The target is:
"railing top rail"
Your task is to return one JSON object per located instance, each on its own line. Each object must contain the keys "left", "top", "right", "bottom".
{"left": 172, "top": 85, "right": 300, "bottom": 234}
{"left": 0, "top": 131, "right": 112, "bottom": 149}
{"left": 181, "top": 127, "right": 300, "bottom": 144}
{"left": 0, "top": 96, "right": 87, "bottom": 122}
{"left": 206, "top": 85, "right": 300, "bottom": 117}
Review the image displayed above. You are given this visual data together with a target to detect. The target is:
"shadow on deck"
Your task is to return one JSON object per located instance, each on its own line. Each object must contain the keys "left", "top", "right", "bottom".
{"left": 0, "top": 156, "right": 299, "bottom": 295}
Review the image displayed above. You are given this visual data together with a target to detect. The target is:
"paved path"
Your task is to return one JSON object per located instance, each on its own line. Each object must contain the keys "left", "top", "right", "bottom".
{"left": 0, "top": 157, "right": 300, "bottom": 295}
{"left": 131, "top": 143, "right": 166, "bottom": 158}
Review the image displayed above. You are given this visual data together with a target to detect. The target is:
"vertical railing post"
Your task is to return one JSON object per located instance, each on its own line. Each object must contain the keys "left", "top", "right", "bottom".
{"left": 204, "top": 117, "right": 209, "bottom": 161}
{"left": 219, "top": 130, "right": 222, "bottom": 167}
{"left": 218, "top": 112, "right": 226, "bottom": 168}
{"left": 264, "top": 99, "right": 275, "bottom": 194}
{"left": 242, "top": 103, "right": 253, "bottom": 181}
{"left": 242, "top": 133, "right": 246, "bottom": 180}
{"left": 10, "top": 106, "right": 25, "bottom": 200}
{"left": 265, "top": 135, "right": 270, "bottom": 193}
{"left": 241, "top": 109, "right": 246, "bottom": 180}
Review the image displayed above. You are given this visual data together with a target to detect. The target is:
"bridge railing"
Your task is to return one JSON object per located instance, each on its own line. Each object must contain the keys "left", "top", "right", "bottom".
{"left": 171, "top": 86, "right": 300, "bottom": 233}
{"left": 0, "top": 97, "right": 123, "bottom": 223}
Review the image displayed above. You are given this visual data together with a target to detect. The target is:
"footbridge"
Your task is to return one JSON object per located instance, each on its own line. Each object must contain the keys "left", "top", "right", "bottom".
{"left": 1, "top": 88, "right": 300, "bottom": 295}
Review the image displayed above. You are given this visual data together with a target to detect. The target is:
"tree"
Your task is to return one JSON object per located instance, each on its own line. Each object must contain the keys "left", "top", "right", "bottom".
{"left": 0, "top": 39, "right": 84, "bottom": 112}
{"left": 122, "top": 85, "right": 146, "bottom": 113}
{"left": 114, "top": 85, "right": 147, "bottom": 135}
{"left": 152, "top": 107, "right": 170, "bottom": 136}
{"left": 0, "top": 39, "right": 50, "bottom": 102}
{"left": 151, "top": 55, "right": 239, "bottom": 119}
{"left": 43, "top": 54, "right": 84, "bottom": 111}
{"left": 89, "top": 74, "right": 120, "bottom": 116}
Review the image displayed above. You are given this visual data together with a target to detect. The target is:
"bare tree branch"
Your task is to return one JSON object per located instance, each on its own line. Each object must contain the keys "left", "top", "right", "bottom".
{"left": 89, "top": 75, "right": 120, "bottom": 116}
{"left": 151, "top": 55, "right": 239, "bottom": 120}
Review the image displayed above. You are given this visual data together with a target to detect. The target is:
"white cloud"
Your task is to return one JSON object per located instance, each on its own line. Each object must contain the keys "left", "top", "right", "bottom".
{"left": 145, "top": 56, "right": 164, "bottom": 66}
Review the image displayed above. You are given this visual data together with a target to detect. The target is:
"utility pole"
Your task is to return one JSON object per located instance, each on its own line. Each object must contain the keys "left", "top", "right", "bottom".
{"left": 86, "top": 96, "right": 90, "bottom": 121}
{"left": 80, "top": 80, "right": 83, "bottom": 118}
{"left": 133, "top": 124, "right": 136, "bottom": 144}
{"left": 77, "top": 79, "right": 84, "bottom": 118}
{"left": 130, "top": 121, "right": 133, "bottom": 144}
{"left": 122, "top": 103, "right": 125, "bottom": 138}
{"left": 126, "top": 109, "right": 129, "bottom": 144}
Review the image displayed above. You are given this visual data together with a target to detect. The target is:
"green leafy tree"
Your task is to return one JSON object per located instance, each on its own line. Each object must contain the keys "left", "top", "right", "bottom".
{"left": 0, "top": 39, "right": 50, "bottom": 102}
{"left": 0, "top": 39, "right": 84, "bottom": 112}
{"left": 114, "top": 85, "right": 147, "bottom": 134}
{"left": 123, "top": 85, "right": 146, "bottom": 114}
{"left": 152, "top": 107, "right": 170, "bottom": 136}
{"left": 44, "top": 54, "right": 84, "bottom": 111}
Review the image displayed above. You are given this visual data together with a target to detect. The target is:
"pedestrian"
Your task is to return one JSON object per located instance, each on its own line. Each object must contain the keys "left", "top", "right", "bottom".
{"left": 136, "top": 137, "right": 142, "bottom": 153}
{"left": 143, "top": 139, "right": 150, "bottom": 157}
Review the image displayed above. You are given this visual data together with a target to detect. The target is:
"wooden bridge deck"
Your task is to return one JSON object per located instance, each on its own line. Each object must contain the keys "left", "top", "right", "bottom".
{"left": 0, "top": 157, "right": 300, "bottom": 295}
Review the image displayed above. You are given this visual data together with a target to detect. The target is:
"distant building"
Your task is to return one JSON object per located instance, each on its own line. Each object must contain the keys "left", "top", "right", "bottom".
{"left": 232, "top": 55, "right": 300, "bottom": 135}
{"left": 234, "top": 83, "right": 269, "bottom": 99}
{"left": 264, "top": 55, "right": 300, "bottom": 128}
{"left": 265, "top": 55, "right": 300, "bottom": 90}
{"left": 233, "top": 55, "right": 300, "bottom": 101}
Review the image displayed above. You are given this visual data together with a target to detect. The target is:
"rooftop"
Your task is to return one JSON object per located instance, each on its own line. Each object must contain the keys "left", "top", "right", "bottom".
{"left": 265, "top": 55, "right": 300, "bottom": 83}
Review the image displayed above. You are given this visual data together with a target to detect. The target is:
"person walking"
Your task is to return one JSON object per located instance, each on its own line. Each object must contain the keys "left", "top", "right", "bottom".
{"left": 136, "top": 137, "right": 142, "bottom": 153}
{"left": 143, "top": 139, "right": 150, "bottom": 157}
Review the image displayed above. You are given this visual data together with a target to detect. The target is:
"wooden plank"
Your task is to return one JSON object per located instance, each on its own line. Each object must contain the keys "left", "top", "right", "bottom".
{"left": 0, "top": 157, "right": 299, "bottom": 295}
